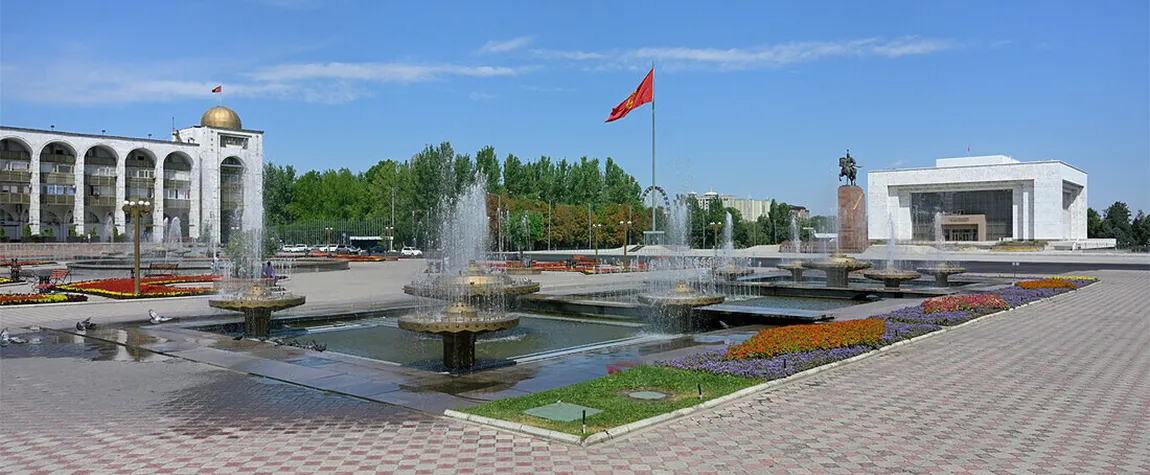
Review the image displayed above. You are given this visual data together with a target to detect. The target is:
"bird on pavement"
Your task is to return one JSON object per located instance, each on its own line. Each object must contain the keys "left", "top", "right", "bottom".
{"left": 148, "top": 309, "right": 173, "bottom": 324}
{"left": 718, "top": 320, "right": 730, "bottom": 329}
{"left": 75, "top": 317, "right": 96, "bottom": 331}
{"left": 1, "top": 328, "right": 9, "bottom": 346}
{"left": 233, "top": 333, "right": 245, "bottom": 341}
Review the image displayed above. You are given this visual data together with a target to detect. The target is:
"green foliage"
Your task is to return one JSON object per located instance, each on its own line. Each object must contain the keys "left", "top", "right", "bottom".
{"left": 89, "top": 226, "right": 98, "bottom": 237}
{"left": 261, "top": 141, "right": 648, "bottom": 250}
{"left": 0, "top": 226, "right": 6, "bottom": 238}
{"left": 42, "top": 228, "right": 54, "bottom": 237}
{"left": 68, "top": 225, "right": 78, "bottom": 237}
{"left": 23, "top": 224, "right": 31, "bottom": 237}
{"left": 1086, "top": 207, "right": 1103, "bottom": 238}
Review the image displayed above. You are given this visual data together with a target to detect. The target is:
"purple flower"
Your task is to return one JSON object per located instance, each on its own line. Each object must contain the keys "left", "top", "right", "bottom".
{"left": 655, "top": 346, "right": 873, "bottom": 380}
{"left": 882, "top": 321, "right": 942, "bottom": 342}
{"left": 874, "top": 305, "right": 982, "bottom": 326}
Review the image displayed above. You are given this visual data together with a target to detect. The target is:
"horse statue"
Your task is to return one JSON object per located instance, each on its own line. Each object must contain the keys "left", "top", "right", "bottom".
{"left": 838, "top": 150, "right": 861, "bottom": 186}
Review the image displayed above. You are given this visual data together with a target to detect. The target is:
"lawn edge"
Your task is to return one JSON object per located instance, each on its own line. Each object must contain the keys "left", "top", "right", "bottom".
{"left": 443, "top": 281, "right": 1098, "bottom": 447}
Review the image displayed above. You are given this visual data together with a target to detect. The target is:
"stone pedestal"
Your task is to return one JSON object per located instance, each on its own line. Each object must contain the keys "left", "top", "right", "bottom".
{"left": 837, "top": 185, "right": 868, "bottom": 253}
{"left": 442, "top": 332, "right": 477, "bottom": 370}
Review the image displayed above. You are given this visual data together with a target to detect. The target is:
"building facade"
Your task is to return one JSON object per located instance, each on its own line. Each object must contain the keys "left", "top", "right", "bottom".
{"left": 867, "top": 156, "right": 1087, "bottom": 242}
{"left": 0, "top": 106, "right": 263, "bottom": 244}
{"left": 688, "top": 190, "right": 772, "bottom": 222}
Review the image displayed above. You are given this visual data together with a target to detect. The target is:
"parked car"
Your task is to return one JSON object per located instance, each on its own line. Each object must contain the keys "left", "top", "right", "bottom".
{"left": 401, "top": 246, "right": 423, "bottom": 257}
{"left": 281, "top": 244, "right": 308, "bottom": 253}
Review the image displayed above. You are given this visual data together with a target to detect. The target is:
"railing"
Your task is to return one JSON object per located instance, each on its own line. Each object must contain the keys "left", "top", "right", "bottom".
{"left": 0, "top": 170, "right": 32, "bottom": 182}
{"left": 84, "top": 196, "right": 117, "bottom": 207}
{"left": 41, "top": 173, "right": 75, "bottom": 185}
{"left": 40, "top": 194, "right": 74, "bottom": 206}
{"left": 126, "top": 177, "right": 155, "bottom": 188}
{"left": 0, "top": 193, "right": 30, "bottom": 204}
{"left": 0, "top": 150, "right": 31, "bottom": 160}
{"left": 164, "top": 198, "right": 191, "bottom": 208}
{"left": 85, "top": 175, "right": 116, "bottom": 186}
{"left": 163, "top": 178, "right": 191, "bottom": 189}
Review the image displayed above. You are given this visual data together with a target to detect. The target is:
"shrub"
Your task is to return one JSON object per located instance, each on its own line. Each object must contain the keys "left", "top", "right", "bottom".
{"left": 922, "top": 294, "right": 1010, "bottom": 313}
{"left": 1016, "top": 279, "right": 1078, "bottom": 290}
{"left": 723, "top": 319, "right": 886, "bottom": 360}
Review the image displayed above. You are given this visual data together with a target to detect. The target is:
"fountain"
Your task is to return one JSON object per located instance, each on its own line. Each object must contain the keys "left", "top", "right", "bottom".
{"left": 862, "top": 217, "right": 921, "bottom": 289}
{"left": 637, "top": 280, "right": 725, "bottom": 333}
{"left": 916, "top": 212, "right": 966, "bottom": 287}
{"left": 801, "top": 253, "right": 872, "bottom": 288}
{"left": 397, "top": 178, "right": 541, "bottom": 372}
{"left": 712, "top": 212, "right": 753, "bottom": 281}
{"left": 205, "top": 154, "right": 306, "bottom": 338}
{"left": 777, "top": 214, "right": 806, "bottom": 283}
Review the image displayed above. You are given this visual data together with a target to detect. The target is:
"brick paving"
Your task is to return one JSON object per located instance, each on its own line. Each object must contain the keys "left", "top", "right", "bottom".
{"left": 1, "top": 269, "right": 1147, "bottom": 474}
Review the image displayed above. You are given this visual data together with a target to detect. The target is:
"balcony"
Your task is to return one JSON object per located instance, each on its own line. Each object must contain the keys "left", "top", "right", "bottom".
{"left": 85, "top": 196, "right": 117, "bottom": 207}
{"left": 0, "top": 150, "right": 31, "bottom": 160}
{"left": 127, "top": 177, "right": 155, "bottom": 188}
{"left": 0, "top": 170, "right": 32, "bottom": 183}
{"left": 163, "top": 178, "right": 191, "bottom": 189}
{"left": 85, "top": 175, "right": 116, "bottom": 186}
{"left": 41, "top": 194, "right": 74, "bottom": 206}
{"left": 42, "top": 173, "right": 75, "bottom": 185}
{"left": 0, "top": 193, "right": 30, "bottom": 204}
{"left": 165, "top": 198, "right": 191, "bottom": 208}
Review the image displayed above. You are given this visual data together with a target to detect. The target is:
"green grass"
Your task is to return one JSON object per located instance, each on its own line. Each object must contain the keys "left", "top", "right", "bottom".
{"left": 458, "top": 365, "right": 761, "bottom": 437}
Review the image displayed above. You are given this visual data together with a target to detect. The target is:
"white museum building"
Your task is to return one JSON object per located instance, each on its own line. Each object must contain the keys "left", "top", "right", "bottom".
{"left": 0, "top": 106, "right": 263, "bottom": 244}
{"left": 867, "top": 155, "right": 1087, "bottom": 242}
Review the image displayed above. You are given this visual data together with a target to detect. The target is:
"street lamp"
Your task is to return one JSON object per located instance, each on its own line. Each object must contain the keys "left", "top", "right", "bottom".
{"left": 385, "top": 226, "right": 394, "bottom": 253}
{"left": 592, "top": 223, "right": 604, "bottom": 273}
{"left": 709, "top": 221, "right": 722, "bottom": 252}
{"left": 122, "top": 199, "right": 153, "bottom": 295}
{"left": 619, "top": 220, "right": 632, "bottom": 270}
{"left": 324, "top": 227, "right": 333, "bottom": 256}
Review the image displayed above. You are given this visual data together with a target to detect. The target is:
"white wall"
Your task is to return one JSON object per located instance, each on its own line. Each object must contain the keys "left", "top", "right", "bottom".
{"left": 867, "top": 160, "right": 1087, "bottom": 241}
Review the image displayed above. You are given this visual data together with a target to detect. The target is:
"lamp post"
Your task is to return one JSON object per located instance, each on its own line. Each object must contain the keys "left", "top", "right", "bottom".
{"left": 385, "top": 226, "right": 394, "bottom": 253}
{"left": 710, "top": 221, "right": 722, "bottom": 253}
{"left": 122, "top": 199, "right": 153, "bottom": 295}
{"left": 619, "top": 219, "right": 631, "bottom": 270}
{"left": 592, "top": 223, "right": 604, "bottom": 273}
{"left": 325, "top": 227, "right": 333, "bottom": 256}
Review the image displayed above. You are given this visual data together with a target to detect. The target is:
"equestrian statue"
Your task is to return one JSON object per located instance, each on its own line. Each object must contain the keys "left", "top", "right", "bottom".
{"left": 838, "top": 150, "right": 861, "bottom": 186}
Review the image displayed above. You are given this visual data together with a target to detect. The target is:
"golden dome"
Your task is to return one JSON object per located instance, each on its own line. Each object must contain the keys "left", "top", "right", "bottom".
{"left": 200, "top": 106, "right": 242, "bottom": 130}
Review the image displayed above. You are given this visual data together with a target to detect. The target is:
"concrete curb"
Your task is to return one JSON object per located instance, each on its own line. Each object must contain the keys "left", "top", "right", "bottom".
{"left": 445, "top": 281, "right": 1101, "bottom": 447}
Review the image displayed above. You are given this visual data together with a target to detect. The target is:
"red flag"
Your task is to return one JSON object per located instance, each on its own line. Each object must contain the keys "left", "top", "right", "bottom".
{"left": 605, "top": 69, "right": 653, "bottom": 123}
{"left": 211, "top": 86, "right": 222, "bottom": 93}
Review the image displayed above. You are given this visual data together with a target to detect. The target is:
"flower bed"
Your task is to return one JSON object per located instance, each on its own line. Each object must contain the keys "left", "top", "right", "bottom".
{"left": 0, "top": 277, "right": 14, "bottom": 285}
{"left": 57, "top": 275, "right": 219, "bottom": 299}
{"left": 1016, "top": 279, "right": 1079, "bottom": 290}
{"left": 723, "top": 319, "right": 886, "bottom": 360}
{"left": 0, "top": 260, "right": 53, "bottom": 267}
{"left": 922, "top": 294, "right": 1010, "bottom": 313}
{"left": 0, "top": 293, "right": 88, "bottom": 305}
{"left": 1049, "top": 275, "right": 1098, "bottom": 282}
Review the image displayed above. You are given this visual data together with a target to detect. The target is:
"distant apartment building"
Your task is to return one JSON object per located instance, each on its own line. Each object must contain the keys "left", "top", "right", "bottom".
{"left": 687, "top": 190, "right": 772, "bottom": 222}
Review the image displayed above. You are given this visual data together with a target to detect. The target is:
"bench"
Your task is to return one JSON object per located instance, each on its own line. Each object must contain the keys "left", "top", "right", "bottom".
{"left": 145, "top": 263, "right": 180, "bottom": 278}
{"left": 33, "top": 269, "right": 70, "bottom": 293}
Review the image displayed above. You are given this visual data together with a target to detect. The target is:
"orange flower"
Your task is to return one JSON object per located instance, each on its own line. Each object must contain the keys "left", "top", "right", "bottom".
{"left": 1015, "top": 279, "right": 1078, "bottom": 290}
{"left": 723, "top": 319, "right": 885, "bottom": 360}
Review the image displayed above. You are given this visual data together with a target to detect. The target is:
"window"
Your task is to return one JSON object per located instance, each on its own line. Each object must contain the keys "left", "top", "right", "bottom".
{"left": 221, "top": 135, "right": 249, "bottom": 149}
{"left": 165, "top": 188, "right": 190, "bottom": 200}
{"left": 40, "top": 184, "right": 76, "bottom": 195}
{"left": 164, "top": 170, "right": 191, "bottom": 181}
{"left": 911, "top": 190, "right": 1013, "bottom": 241}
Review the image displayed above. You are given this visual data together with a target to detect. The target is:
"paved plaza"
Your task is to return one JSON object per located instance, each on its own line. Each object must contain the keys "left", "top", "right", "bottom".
{"left": 1, "top": 269, "right": 1146, "bottom": 473}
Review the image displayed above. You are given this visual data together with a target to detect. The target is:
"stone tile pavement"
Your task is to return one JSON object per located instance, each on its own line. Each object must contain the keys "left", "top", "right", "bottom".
{"left": 1, "top": 270, "right": 1146, "bottom": 474}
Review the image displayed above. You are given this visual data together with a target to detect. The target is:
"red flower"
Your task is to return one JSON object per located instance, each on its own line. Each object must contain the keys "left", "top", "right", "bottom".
{"left": 723, "top": 319, "right": 886, "bottom": 360}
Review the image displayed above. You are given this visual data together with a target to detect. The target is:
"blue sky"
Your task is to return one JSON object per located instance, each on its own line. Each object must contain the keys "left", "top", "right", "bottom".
{"left": 2, "top": 0, "right": 1147, "bottom": 214}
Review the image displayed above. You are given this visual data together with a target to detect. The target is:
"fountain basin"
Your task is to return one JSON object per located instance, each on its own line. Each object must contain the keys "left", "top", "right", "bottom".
{"left": 398, "top": 301, "right": 521, "bottom": 371}
{"left": 777, "top": 261, "right": 805, "bottom": 283}
{"left": 916, "top": 265, "right": 967, "bottom": 287}
{"left": 861, "top": 269, "right": 922, "bottom": 289}
{"left": 208, "top": 287, "right": 306, "bottom": 337}
{"left": 637, "top": 281, "right": 726, "bottom": 333}
{"left": 712, "top": 265, "right": 754, "bottom": 280}
{"left": 801, "top": 255, "right": 872, "bottom": 288}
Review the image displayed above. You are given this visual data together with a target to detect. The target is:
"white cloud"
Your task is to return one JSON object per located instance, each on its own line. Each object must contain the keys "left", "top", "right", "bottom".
{"left": 521, "top": 85, "right": 573, "bottom": 93}
{"left": 1, "top": 57, "right": 530, "bottom": 105}
{"left": 469, "top": 91, "right": 495, "bottom": 101}
{"left": 534, "top": 36, "right": 960, "bottom": 71}
{"left": 246, "top": 62, "right": 530, "bottom": 82}
{"left": 478, "top": 37, "right": 534, "bottom": 54}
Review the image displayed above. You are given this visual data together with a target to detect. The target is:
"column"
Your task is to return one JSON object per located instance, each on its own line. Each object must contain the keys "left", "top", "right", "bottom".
{"left": 152, "top": 158, "right": 164, "bottom": 243}
{"left": 189, "top": 154, "right": 200, "bottom": 241}
{"left": 73, "top": 152, "right": 85, "bottom": 239}
{"left": 29, "top": 147, "right": 41, "bottom": 235}
{"left": 114, "top": 148, "right": 126, "bottom": 237}
{"left": 1011, "top": 185, "right": 1021, "bottom": 240}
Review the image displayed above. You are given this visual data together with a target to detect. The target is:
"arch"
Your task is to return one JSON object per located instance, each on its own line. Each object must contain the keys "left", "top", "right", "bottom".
{"left": 126, "top": 148, "right": 157, "bottom": 168}
{"left": 221, "top": 156, "right": 244, "bottom": 169}
{"left": 82, "top": 144, "right": 119, "bottom": 165}
{"left": 39, "top": 141, "right": 78, "bottom": 162}
{"left": 219, "top": 156, "right": 244, "bottom": 243}
{"left": 163, "top": 152, "right": 193, "bottom": 170}
{"left": 0, "top": 136, "right": 35, "bottom": 155}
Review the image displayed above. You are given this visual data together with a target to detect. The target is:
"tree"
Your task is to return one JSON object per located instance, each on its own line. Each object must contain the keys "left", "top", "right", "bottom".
{"left": 1087, "top": 208, "right": 1103, "bottom": 238}
{"left": 1100, "top": 201, "right": 1133, "bottom": 246}
{"left": 475, "top": 145, "right": 501, "bottom": 193}
{"left": 263, "top": 162, "right": 296, "bottom": 225}
{"left": 1131, "top": 210, "right": 1150, "bottom": 249}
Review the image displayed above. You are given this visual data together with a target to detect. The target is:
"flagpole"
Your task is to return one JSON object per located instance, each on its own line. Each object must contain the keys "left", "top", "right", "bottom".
{"left": 650, "top": 61, "right": 657, "bottom": 239}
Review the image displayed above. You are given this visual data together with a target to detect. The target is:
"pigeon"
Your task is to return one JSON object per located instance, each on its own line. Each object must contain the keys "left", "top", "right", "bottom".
{"left": 233, "top": 333, "right": 245, "bottom": 341}
{"left": 28, "top": 325, "right": 41, "bottom": 332}
{"left": 75, "top": 317, "right": 96, "bottom": 331}
{"left": 148, "top": 309, "right": 173, "bottom": 324}
{"left": 272, "top": 338, "right": 285, "bottom": 346}
{"left": 1, "top": 327, "right": 9, "bottom": 345}
{"left": 9, "top": 335, "right": 27, "bottom": 344}
{"left": 718, "top": 320, "right": 730, "bottom": 329}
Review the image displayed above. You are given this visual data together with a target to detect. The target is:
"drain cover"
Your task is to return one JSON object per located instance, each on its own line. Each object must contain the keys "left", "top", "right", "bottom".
{"left": 523, "top": 402, "right": 601, "bottom": 422}
{"left": 627, "top": 390, "right": 669, "bottom": 401}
